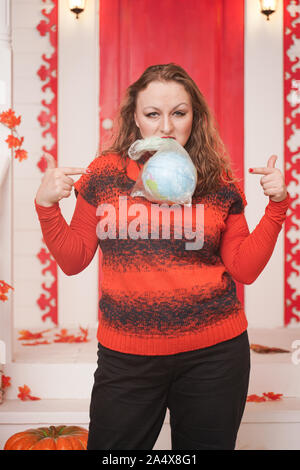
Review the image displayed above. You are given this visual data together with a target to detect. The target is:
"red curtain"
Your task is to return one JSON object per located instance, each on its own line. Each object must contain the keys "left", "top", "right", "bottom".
{"left": 99, "top": 0, "right": 245, "bottom": 304}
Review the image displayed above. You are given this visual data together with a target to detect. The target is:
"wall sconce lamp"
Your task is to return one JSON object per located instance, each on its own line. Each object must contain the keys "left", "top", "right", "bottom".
{"left": 69, "top": 0, "right": 86, "bottom": 19}
{"left": 260, "top": 0, "right": 277, "bottom": 21}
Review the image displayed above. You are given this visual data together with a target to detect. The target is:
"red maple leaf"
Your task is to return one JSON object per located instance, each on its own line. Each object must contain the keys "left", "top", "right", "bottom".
{"left": 5, "top": 134, "right": 22, "bottom": 149}
{"left": 15, "top": 148, "right": 28, "bottom": 162}
{"left": 0, "top": 280, "right": 14, "bottom": 302}
{"left": 263, "top": 392, "right": 283, "bottom": 401}
{"left": 247, "top": 394, "right": 266, "bottom": 403}
{"left": 17, "top": 385, "right": 40, "bottom": 401}
{"left": 0, "top": 109, "right": 21, "bottom": 129}
{"left": 250, "top": 343, "right": 290, "bottom": 354}
{"left": 76, "top": 326, "right": 89, "bottom": 342}
{"left": 2, "top": 375, "right": 11, "bottom": 389}
{"left": 247, "top": 392, "right": 283, "bottom": 402}
{"left": 0, "top": 109, "right": 28, "bottom": 164}
{"left": 54, "top": 326, "right": 89, "bottom": 343}
{"left": 54, "top": 329, "right": 76, "bottom": 343}
{"left": 18, "top": 329, "right": 51, "bottom": 341}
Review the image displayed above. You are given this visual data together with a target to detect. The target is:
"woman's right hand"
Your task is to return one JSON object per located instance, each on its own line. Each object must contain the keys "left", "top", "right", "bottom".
{"left": 35, "top": 154, "right": 88, "bottom": 207}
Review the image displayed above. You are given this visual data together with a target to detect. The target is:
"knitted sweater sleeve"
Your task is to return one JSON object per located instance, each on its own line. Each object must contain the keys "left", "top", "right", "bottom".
{"left": 34, "top": 193, "right": 99, "bottom": 276}
{"left": 220, "top": 193, "right": 290, "bottom": 284}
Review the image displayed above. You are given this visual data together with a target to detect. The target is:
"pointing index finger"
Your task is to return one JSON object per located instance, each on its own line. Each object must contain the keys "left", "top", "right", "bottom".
{"left": 249, "top": 167, "right": 275, "bottom": 175}
{"left": 61, "top": 167, "right": 89, "bottom": 175}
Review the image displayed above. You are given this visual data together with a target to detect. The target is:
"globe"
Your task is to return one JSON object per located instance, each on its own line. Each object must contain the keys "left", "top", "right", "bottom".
{"left": 140, "top": 150, "right": 197, "bottom": 205}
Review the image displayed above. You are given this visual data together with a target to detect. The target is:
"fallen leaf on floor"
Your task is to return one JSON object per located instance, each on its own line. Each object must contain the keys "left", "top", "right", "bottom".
{"left": 247, "top": 392, "right": 283, "bottom": 402}
{"left": 18, "top": 329, "right": 52, "bottom": 341}
{"left": 17, "top": 384, "right": 40, "bottom": 401}
{"left": 54, "top": 327, "right": 89, "bottom": 343}
{"left": 250, "top": 343, "right": 290, "bottom": 354}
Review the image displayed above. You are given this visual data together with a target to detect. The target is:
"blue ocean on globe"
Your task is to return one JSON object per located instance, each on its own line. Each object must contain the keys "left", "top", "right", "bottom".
{"left": 141, "top": 150, "right": 197, "bottom": 204}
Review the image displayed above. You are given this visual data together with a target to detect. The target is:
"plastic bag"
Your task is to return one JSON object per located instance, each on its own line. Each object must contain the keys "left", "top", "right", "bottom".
{"left": 128, "top": 136, "right": 197, "bottom": 206}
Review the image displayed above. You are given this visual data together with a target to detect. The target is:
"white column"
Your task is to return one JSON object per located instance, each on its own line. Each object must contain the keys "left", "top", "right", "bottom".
{"left": 0, "top": 0, "right": 13, "bottom": 362}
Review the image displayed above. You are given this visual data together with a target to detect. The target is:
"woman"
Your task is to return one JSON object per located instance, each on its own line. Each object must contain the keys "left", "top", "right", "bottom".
{"left": 35, "top": 63, "right": 289, "bottom": 450}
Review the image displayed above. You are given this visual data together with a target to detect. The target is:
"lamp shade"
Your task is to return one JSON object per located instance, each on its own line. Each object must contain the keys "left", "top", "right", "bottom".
{"left": 69, "top": 0, "right": 86, "bottom": 19}
{"left": 260, "top": 0, "right": 277, "bottom": 20}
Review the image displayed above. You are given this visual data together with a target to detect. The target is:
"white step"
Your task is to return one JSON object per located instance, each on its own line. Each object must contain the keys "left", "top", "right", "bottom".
{"left": 5, "top": 327, "right": 98, "bottom": 400}
{"left": 236, "top": 398, "right": 300, "bottom": 450}
{"left": 248, "top": 327, "right": 300, "bottom": 397}
{"left": 1, "top": 398, "right": 300, "bottom": 450}
{"left": 0, "top": 399, "right": 171, "bottom": 450}
{"left": 2, "top": 327, "right": 300, "bottom": 399}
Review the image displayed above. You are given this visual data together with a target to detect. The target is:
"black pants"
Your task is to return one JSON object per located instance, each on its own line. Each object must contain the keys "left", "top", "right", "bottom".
{"left": 87, "top": 331, "right": 250, "bottom": 450}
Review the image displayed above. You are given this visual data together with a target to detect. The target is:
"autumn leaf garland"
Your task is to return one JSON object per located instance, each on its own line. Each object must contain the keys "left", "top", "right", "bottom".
{"left": 0, "top": 108, "right": 28, "bottom": 162}
{"left": 0, "top": 109, "right": 28, "bottom": 304}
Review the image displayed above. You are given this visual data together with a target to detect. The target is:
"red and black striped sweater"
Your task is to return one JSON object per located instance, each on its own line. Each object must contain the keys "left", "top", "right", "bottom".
{"left": 35, "top": 153, "right": 290, "bottom": 355}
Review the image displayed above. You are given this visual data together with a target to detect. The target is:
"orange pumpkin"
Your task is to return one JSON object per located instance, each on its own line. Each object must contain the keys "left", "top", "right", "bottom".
{"left": 4, "top": 425, "right": 88, "bottom": 450}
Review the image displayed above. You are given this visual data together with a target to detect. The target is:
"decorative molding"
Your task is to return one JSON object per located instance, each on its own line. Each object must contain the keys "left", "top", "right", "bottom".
{"left": 36, "top": 0, "right": 58, "bottom": 325}
{"left": 284, "top": 0, "right": 300, "bottom": 325}
{"left": 0, "top": 0, "right": 11, "bottom": 46}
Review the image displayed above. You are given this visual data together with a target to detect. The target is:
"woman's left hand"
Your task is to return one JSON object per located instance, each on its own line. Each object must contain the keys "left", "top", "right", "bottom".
{"left": 249, "top": 155, "right": 288, "bottom": 202}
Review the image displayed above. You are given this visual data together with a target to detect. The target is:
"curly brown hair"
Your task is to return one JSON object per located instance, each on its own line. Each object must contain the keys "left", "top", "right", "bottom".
{"left": 100, "top": 63, "right": 239, "bottom": 195}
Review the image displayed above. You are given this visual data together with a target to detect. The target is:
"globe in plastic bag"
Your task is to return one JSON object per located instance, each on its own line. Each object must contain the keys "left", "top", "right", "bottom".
{"left": 128, "top": 136, "right": 197, "bottom": 206}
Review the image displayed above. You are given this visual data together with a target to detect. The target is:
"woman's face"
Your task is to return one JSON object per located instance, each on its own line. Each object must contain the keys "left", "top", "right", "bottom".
{"left": 134, "top": 80, "right": 193, "bottom": 147}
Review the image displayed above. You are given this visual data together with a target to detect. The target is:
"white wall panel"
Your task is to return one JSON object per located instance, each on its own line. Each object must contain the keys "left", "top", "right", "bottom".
{"left": 57, "top": 0, "right": 99, "bottom": 327}
{"left": 14, "top": 177, "right": 41, "bottom": 203}
{"left": 14, "top": 255, "right": 51, "bottom": 280}
{"left": 244, "top": 0, "right": 286, "bottom": 328}
{"left": 11, "top": 103, "right": 45, "bottom": 130}
{"left": 13, "top": 278, "right": 46, "bottom": 311}
{"left": 13, "top": 76, "right": 46, "bottom": 104}
{"left": 11, "top": 0, "right": 52, "bottom": 28}
{"left": 13, "top": 52, "right": 43, "bottom": 78}
{"left": 12, "top": 28, "right": 51, "bottom": 53}
{"left": 14, "top": 229, "right": 43, "bottom": 256}
{"left": 13, "top": 201, "right": 41, "bottom": 231}
{"left": 13, "top": 151, "right": 49, "bottom": 179}
{"left": 11, "top": 0, "right": 47, "bottom": 329}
